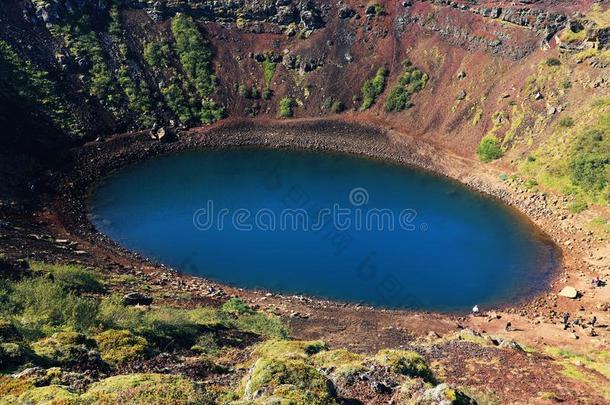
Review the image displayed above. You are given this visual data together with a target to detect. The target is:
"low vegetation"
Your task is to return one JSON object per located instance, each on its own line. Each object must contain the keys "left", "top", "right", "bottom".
{"left": 385, "top": 60, "right": 428, "bottom": 112}
{"left": 477, "top": 135, "right": 504, "bottom": 162}
{"left": 0, "top": 40, "right": 81, "bottom": 136}
{"left": 360, "top": 67, "right": 388, "bottom": 110}
{"left": 279, "top": 97, "right": 295, "bottom": 118}
{"left": 0, "top": 259, "right": 477, "bottom": 403}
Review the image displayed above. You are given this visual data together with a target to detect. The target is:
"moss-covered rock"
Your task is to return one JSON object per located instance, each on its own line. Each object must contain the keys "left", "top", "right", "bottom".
{"left": 242, "top": 357, "right": 337, "bottom": 404}
{"left": 374, "top": 349, "right": 434, "bottom": 383}
{"left": 16, "top": 385, "right": 79, "bottom": 404}
{"left": 31, "top": 332, "right": 100, "bottom": 367}
{"left": 80, "top": 373, "right": 206, "bottom": 404}
{"left": 93, "top": 329, "right": 149, "bottom": 366}
{"left": 0, "top": 342, "right": 32, "bottom": 370}
{"left": 312, "top": 349, "right": 367, "bottom": 379}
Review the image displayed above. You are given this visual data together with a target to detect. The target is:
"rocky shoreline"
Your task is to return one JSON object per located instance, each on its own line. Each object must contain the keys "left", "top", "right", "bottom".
{"left": 3, "top": 117, "right": 606, "bottom": 354}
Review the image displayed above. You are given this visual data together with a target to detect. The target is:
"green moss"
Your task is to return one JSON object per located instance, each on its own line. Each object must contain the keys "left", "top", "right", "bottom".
{"left": 242, "top": 358, "right": 337, "bottom": 404}
{"left": 477, "top": 135, "right": 504, "bottom": 162}
{"left": 279, "top": 97, "right": 295, "bottom": 118}
{"left": 31, "top": 332, "right": 96, "bottom": 366}
{"left": 385, "top": 60, "right": 428, "bottom": 112}
{"left": 360, "top": 67, "right": 388, "bottom": 110}
{"left": 374, "top": 349, "right": 434, "bottom": 382}
{"left": 17, "top": 385, "right": 79, "bottom": 404}
{"left": 94, "top": 329, "right": 149, "bottom": 366}
{"left": 29, "top": 262, "right": 105, "bottom": 293}
{"left": 0, "top": 375, "right": 35, "bottom": 400}
{"left": 312, "top": 349, "right": 367, "bottom": 378}
{"left": 81, "top": 373, "right": 205, "bottom": 403}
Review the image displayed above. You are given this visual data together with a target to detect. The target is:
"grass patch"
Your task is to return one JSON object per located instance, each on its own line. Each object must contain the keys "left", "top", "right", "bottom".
{"left": 29, "top": 262, "right": 105, "bottom": 293}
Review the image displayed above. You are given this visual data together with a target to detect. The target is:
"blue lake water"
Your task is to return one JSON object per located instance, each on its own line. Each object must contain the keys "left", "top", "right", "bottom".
{"left": 89, "top": 148, "right": 558, "bottom": 311}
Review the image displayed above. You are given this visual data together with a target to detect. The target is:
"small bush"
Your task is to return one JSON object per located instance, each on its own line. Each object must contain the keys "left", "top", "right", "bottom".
{"left": 261, "top": 57, "right": 277, "bottom": 87}
{"left": 30, "top": 262, "right": 105, "bottom": 293}
{"left": 385, "top": 61, "right": 428, "bottom": 112}
{"left": 361, "top": 67, "right": 388, "bottom": 110}
{"left": 559, "top": 116, "right": 574, "bottom": 128}
{"left": 262, "top": 88, "right": 273, "bottom": 100}
{"left": 476, "top": 135, "right": 504, "bottom": 162}
{"left": 235, "top": 313, "right": 289, "bottom": 338}
{"left": 568, "top": 200, "right": 588, "bottom": 213}
{"left": 8, "top": 278, "right": 98, "bottom": 338}
{"left": 222, "top": 298, "right": 253, "bottom": 315}
{"left": 546, "top": 57, "right": 561, "bottom": 67}
{"left": 278, "top": 97, "right": 295, "bottom": 118}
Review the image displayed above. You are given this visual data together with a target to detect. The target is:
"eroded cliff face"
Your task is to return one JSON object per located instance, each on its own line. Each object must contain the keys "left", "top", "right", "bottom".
{"left": 0, "top": 0, "right": 608, "bottom": 165}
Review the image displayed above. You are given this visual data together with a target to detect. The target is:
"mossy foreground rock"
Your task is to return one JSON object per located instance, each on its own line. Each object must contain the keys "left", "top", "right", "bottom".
{"left": 81, "top": 373, "right": 206, "bottom": 403}
{"left": 374, "top": 349, "right": 435, "bottom": 383}
{"left": 93, "top": 329, "right": 149, "bottom": 365}
{"left": 31, "top": 332, "right": 100, "bottom": 367}
{"left": 242, "top": 357, "right": 337, "bottom": 404}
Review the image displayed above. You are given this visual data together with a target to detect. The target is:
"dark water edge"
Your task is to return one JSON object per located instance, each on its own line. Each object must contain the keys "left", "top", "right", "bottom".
{"left": 89, "top": 147, "right": 560, "bottom": 312}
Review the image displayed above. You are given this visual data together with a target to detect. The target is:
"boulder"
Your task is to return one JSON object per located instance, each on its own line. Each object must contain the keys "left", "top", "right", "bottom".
{"left": 123, "top": 292, "right": 153, "bottom": 306}
{"left": 558, "top": 286, "right": 578, "bottom": 299}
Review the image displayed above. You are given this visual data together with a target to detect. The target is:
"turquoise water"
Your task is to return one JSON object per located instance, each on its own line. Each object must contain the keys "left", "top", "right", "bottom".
{"left": 89, "top": 148, "right": 558, "bottom": 311}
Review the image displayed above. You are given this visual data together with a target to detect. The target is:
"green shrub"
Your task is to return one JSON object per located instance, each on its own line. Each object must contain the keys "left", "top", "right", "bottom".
{"left": 322, "top": 97, "right": 344, "bottom": 114}
{"left": 235, "top": 313, "right": 289, "bottom": 338}
{"left": 143, "top": 40, "right": 171, "bottom": 69}
{"left": 94, "top": 329, "right": 149, "bottom": 365}
{"left": 476, "top": 135, "right": 504, "bottom": 162}
{"left": 8, "top": 278, "right": 98, "bottom": 338}
{"left": 374, "top": 349, "right": 434, "bottom": 382}
{"left": 0, "top": 40, "right": 81, "bottom": 136}
{"left": 262, "top": 57, "right": 277, "bottom": 87}
{"left": 385, "top": 61, "right": 428, "bottom": 112}
{"left": 361, "top": 67, "right": 388, "bottom": 110}
{"left": 171, "top": 13, "right": 216, "bottom": 99}
{"left": 569, "top": 126, "right": 609, "bottom": 192}
{"left": 546, "top": 57, "right": 561, "bottom": 66}
{"left": 30, "top": 262, "right": 105, "bottom": 293}
{"left": 568, "top": 200, "right": 588, "bottom": 213}
{"left": 0, "top": 342, "right": 32, "bottom": 370}
{"left": 222, "top": 298, "right": 253, "bottom": 315}
{"left": 262, "top": 88, "right": 273, "bottom": 100}
{"left": 279, "top": 97, "right": 295, "bottom": 118}
{"left": 559, "top": 116, "right": 574, "bottom": 127}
